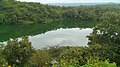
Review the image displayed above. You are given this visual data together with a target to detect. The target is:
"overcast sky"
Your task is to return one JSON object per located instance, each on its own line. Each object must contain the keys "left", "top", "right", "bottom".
{"left": 17, "top": 0, "right": 120, "bottom": 3}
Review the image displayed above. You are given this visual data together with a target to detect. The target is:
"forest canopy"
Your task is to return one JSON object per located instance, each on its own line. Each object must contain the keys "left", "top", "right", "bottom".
{"left": 0, "top": 0, "right": 120, "bottom": 24}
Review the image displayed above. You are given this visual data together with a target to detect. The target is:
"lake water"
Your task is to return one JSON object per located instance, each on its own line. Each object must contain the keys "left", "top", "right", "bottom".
{"left": 29, "top": 28, "right": 93, "bottom": 49}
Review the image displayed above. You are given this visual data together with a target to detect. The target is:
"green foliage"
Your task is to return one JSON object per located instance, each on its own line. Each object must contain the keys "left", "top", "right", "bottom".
{"left": 0, "top": 1, "right": 65, "bottom": 24}
{"left": 0, "top": 44, "right": 7, "bottom": 66}
{"left": 81, "top": 60, "right": 117, "bottom": 67}
{"left": 25, "top": 46, "right": 61, "bottom": 67}
{"left": 3, "top": 37, "right": 34, "bottom": 67}
{"left": 25, "top": 45, "right": 118, "bottom": 67}
{"left": 63, "top": 6, "right": 120, "bottom": 21}
{"left": 58, "top": 44, "right": 119, "bottom": 66}
{"left": 0, "top": 0, "right": 119, "bottom": 24}
{"left": 26, "top": 49, "right": 52, "bottom": 67}
{"left": 52, "top": 57, "right": 117, "bottom": 67}
{"left": 87, "top": 9, "right": 120, "bottom": 64}
{"left": 1, "top": 42, "right": 119, "bottom": 67}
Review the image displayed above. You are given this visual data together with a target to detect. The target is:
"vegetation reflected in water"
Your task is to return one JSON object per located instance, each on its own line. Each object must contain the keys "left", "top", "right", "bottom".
{"left": 0, "top": 20, "right": 98, "bottom": 42}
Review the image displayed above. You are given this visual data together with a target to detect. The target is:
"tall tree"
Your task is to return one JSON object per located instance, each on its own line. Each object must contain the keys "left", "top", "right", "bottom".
{"left": 3, "top": 37, "right": 34, "bottom": 67}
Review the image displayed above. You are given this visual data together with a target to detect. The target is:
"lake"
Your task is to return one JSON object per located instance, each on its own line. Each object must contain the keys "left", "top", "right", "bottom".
{"left": 29, "top": 28, "right": 93, "bottom": 49}
{"left": 0, "top": 21, "right": 95, "bottom": 49}
{"left": 0, "top": 28, "right": 93, "bottom": 49}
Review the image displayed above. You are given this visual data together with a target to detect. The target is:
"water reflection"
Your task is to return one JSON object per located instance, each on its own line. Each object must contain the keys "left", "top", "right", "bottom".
{"left": 0, "top": 20, "right": 97, "bottom": 42}
{"left": 29, "top": 28, "right": 93, "bottom": 49}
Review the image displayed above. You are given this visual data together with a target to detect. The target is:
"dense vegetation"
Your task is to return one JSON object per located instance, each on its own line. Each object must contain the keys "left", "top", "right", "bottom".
{"left": 88, "top": 10, "right": 120, "bottom": 65}
{"left": 0, "top": 0, "right": 65, "bottom": 24}
{"left": 0, "top": 0, "right": 120, "bottom": 24}
{"left": 0, "top": 38, "right": 118, "bottom": 67}
{"left": 0, "top": 0, "right": 120, "bottom": 67}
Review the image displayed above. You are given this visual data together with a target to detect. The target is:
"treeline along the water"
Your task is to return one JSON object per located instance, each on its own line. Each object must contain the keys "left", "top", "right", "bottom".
{"left": 0, "top": 20, "right": 99, "bottom": 42}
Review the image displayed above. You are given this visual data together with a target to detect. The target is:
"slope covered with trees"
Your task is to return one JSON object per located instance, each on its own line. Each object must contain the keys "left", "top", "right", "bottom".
{"left": 0, "top": 0, "right": 66, "bottom": 24}
{"left": 0, "top": 0, "right": 120, "bottom": 24}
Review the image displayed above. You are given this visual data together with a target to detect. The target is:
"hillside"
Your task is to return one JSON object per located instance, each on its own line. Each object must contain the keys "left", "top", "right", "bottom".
{"left": 0, "top": 0, "right": 120, "bottom": 24}
{"left": 0, "top": 0, "right": 66, "bottom": 24}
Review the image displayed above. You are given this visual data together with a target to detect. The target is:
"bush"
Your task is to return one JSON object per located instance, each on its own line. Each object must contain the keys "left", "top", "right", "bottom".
{"left": 52, "top": 59, "right": 117, "bottom": 67}
{"left": 81, "top": 60, "right": 117, "bottom": 67}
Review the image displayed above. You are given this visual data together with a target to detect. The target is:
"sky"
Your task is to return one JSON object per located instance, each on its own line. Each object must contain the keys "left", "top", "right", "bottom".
{"left": 17, "top": 0, "right": 120, "bottom": 4}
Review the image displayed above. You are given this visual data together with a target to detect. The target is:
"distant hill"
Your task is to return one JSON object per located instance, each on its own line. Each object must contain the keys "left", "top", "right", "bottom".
{"left": 47, "top": 3, "right": 103, "bottom": 6}
{"left": 47, "top": 3, "right": 120, "bottom": 7}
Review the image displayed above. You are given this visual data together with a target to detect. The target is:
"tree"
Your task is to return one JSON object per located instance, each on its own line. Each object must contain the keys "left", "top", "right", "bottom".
{"left": 87, "top": 12, "right": 120, "bottom": 64}
{"left": 0, "top": 44, "right": 7, "bottom": 66}
{"left": 27, "top": 49, "right": 52, "bottom": 67}
{"left": 3, "top": 37, "right": 34, "bottom": 67}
